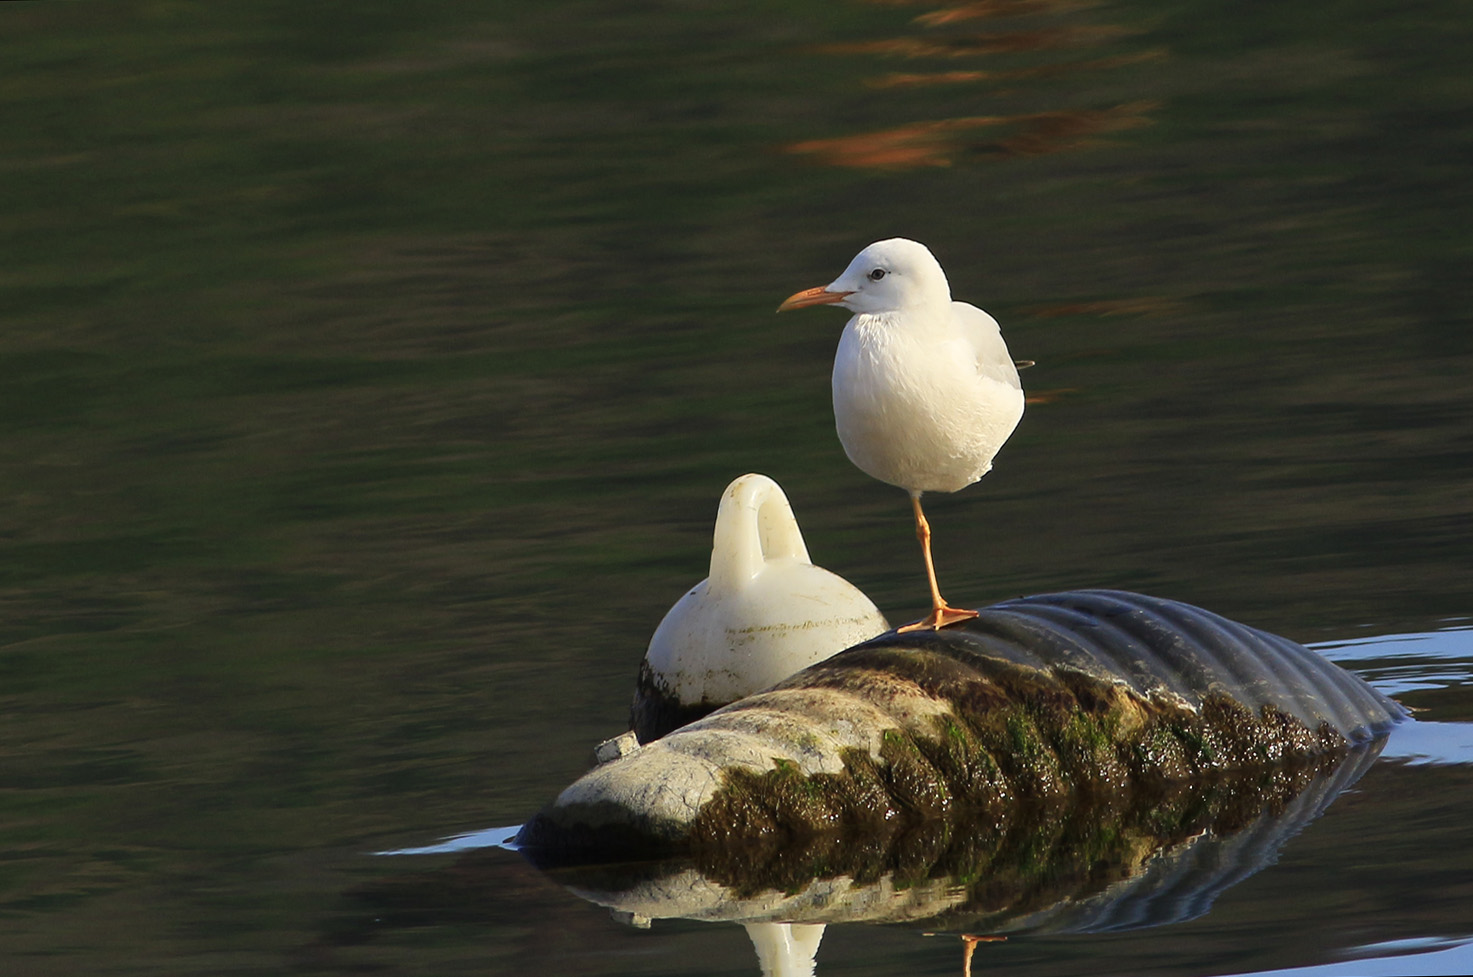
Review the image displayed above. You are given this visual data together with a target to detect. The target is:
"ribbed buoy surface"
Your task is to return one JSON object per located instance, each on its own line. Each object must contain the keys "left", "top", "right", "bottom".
{"left": 876, "top": 589, "right": 1403, "bottom": 744}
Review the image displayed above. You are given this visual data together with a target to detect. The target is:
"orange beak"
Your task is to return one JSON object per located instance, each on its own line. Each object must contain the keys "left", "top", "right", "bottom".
{"left": 777, "top": 285, "right": 853, "bottom": 312}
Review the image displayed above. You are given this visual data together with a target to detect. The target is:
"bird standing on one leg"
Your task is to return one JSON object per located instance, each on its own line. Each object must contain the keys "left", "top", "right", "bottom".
{"left": 778, "top": 238, "right": 1025, "bottom": 632}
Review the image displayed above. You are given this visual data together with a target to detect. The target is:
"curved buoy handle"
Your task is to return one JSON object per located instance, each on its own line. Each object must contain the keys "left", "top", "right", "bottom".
{"left": 708, "top": 473, "right": 812, "bottom": 590}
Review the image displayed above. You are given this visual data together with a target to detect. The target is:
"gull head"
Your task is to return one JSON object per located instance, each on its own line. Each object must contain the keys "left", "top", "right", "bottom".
{"left": 778, "top": 238, "right": 952, "bottom": 315}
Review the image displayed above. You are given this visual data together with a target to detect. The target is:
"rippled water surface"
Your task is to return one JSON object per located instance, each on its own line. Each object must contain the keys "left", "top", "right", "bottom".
{"left": 1, "top": 1, "right": 1470, "bottom": 974}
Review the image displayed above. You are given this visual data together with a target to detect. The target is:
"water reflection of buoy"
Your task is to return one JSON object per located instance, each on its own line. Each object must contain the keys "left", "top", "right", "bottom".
{"left": 778, "top": 238, "right": 1026, "bottom": 631}
{"left": 631, "top": 473, "right": 888, "bottom": 743}
{"left": 526, "top": 741, "right": 1386, "bottom": 936}
{"left": 745, "top": 922, "right": 825, "bottom": 977}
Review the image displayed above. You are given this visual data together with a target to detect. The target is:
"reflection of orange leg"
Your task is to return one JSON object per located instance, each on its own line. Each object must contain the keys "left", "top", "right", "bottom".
{"left": 961, "top": 934, "right": 1006, "bottom": 977}
{"left": 898, "top": 493, "right": 980, "bottom": 632}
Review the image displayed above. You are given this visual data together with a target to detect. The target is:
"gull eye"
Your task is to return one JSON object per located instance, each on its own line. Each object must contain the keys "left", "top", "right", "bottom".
{"left": 868, "top": 268, "right": 886, "bottom": 281}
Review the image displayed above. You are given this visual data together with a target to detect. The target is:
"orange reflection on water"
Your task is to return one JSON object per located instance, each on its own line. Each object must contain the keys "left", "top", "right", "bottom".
{"left": 1024, "top": 296, "right": 1186, "bottom": 318}
{"left": 868, "top": 50, "right": 1164, "bottom": 88}
{"left": 785, "top": 101, "right": 1155, "bottom": 168}
{"left": 915, "top": 0, "right": 1101, "bottom": 26}
{"left": 788, "top": 117, "right": 1006, "bottom": 168}
{"left": 818, "top": 24, "right": 1132, "bottom": 58}
{"left": 860, "top": 0, "right": 1094, "bottom": 12}
{"left": 869, "top": 69, "right": 993, "bottom": 88}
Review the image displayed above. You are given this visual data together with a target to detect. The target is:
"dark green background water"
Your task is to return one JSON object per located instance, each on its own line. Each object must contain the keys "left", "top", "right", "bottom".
{"left": 1, "top": 1, "right": 1469, "bottom": 974}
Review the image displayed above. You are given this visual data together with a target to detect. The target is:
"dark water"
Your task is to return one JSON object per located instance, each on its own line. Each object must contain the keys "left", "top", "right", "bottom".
{"left": 1, "top": 1, "right": 1470, "bottom": 974}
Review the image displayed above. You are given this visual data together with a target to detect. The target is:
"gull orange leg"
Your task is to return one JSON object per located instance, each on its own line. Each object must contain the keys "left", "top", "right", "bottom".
{"left": 898, "top": 493, "right": 980, "bottom": 632}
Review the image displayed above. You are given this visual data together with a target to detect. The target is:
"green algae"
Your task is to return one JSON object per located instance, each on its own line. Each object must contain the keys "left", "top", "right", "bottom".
{"left": 689, "top": 647, "right": 1351, "bottom": 852}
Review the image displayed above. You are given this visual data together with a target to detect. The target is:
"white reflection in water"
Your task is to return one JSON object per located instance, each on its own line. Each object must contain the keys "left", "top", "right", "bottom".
{"left": 1378, "top": 719, "right": 1473, "bottom": 766}
{"left": 373, "top": 824, "right": 521, "bottom": 856}
{"left": 1313, "top": 625, "right": 1473, "bottom": 693}
{"left": 1228, "top": 934, "right": 1473, "bottom": 977}
{"left": 1312, "top": 625, "right": 1473, "bottom": 766}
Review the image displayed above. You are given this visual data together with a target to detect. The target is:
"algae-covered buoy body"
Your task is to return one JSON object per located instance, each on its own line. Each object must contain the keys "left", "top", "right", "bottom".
{"left": 523, "top": 590, "right": 1405, "bottom": 858}
{"left": 632, "top": 473, "right": 889, "bottom": 742}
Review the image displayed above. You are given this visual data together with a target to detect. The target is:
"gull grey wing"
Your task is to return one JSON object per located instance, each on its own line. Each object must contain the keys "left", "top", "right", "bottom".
{"left": 951, "top": 301, "right": 1022, "bottom": 390}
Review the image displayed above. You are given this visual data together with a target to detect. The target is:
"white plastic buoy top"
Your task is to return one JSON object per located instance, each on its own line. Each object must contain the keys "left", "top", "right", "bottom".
{"left": 644, "top": 473, "right": 889, "bottom": 707}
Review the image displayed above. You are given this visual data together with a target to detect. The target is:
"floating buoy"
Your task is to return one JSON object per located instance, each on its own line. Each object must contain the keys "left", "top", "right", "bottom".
{"left": 522, "top": 590, "right": 1405, "bottom": 858}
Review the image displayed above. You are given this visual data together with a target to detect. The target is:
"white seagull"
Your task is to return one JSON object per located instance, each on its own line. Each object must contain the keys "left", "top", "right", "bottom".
{"left": 778, "top": 238, "right": 1026, "bottom": 631}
